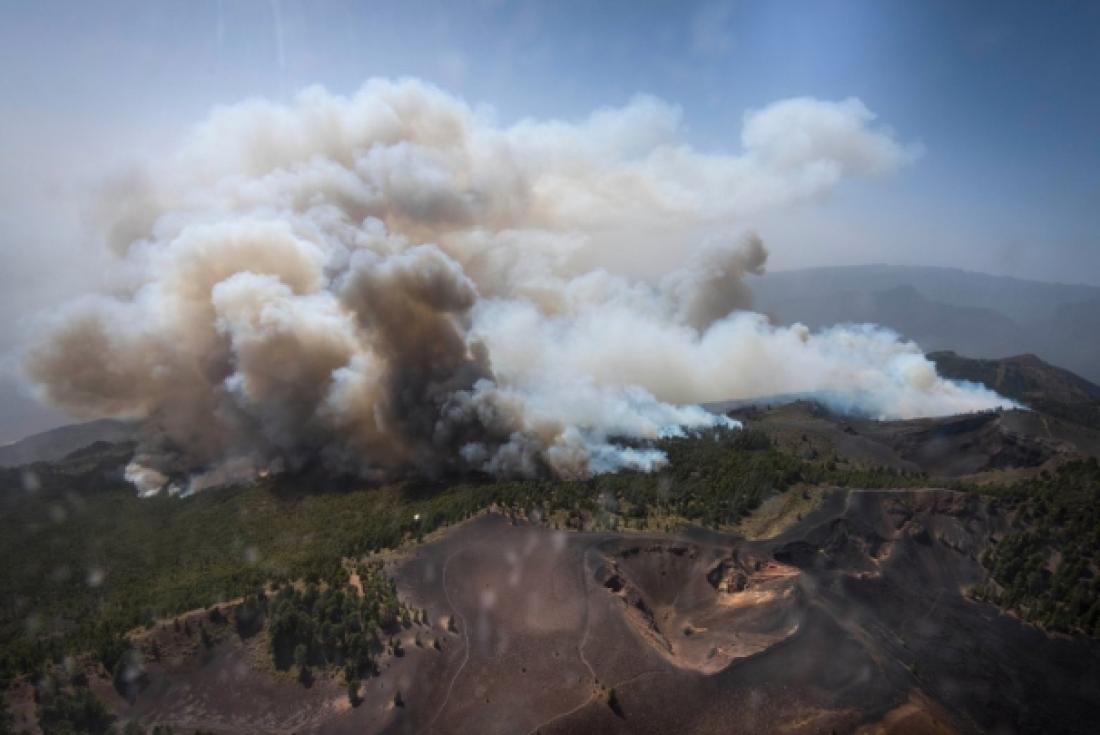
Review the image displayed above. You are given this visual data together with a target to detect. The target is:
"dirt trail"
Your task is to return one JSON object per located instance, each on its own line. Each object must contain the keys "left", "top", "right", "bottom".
{"left": 103, "top": 498, "right": 1100, "bottom": 734}
{"left": 524, "top": 544, "right": 601, "bottom": 735}
{"left": 419, "top": 543, "right": 475, "bottom": 735}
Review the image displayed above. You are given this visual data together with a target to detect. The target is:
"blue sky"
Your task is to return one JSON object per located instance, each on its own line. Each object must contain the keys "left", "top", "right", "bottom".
{"left": 1, "top": 0, "right": 1099, "bottom": 440}
{"left": 3, "top": 0, "right": 1098, "bottom": 282}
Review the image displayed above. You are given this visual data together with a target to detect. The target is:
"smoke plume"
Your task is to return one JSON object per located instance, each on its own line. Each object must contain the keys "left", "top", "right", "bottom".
{"left": 24, "top": 79, "right": 1010, "bottom": 493}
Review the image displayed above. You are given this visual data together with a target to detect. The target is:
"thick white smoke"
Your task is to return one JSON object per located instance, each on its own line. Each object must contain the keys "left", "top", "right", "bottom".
{"left": 24, "top": 79, "right": 1010, "bottom": 494}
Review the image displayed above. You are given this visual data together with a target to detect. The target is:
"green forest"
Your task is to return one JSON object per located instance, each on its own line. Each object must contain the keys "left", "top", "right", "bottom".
{"left": 2, "top": 427, "right": 1098, "bottom": 733}
{"left": 972, "top": 459, "right": 1100, "bottom": 636}
{"left": 0, "top": 427, "right": 884, "bottom": 686}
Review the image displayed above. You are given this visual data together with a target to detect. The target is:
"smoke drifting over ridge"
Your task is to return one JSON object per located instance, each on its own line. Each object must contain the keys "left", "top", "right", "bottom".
{"left": 24, "top": 79, "right": 1011, "bottom": 494}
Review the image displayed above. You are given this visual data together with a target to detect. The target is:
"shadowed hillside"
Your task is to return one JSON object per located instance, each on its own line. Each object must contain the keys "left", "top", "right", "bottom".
{"left": 0, "top": 418, "right": 136, "bottom": 468}
{"left": 929, "top": 351, "right": 1100, "bottom": 430}
{"left": 4, "top": 374, "right": 1100, "bottom": 732}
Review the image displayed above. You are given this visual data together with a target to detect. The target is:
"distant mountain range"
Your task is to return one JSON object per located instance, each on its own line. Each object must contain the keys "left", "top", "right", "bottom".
{"left": 0, "top": 418, "right": 135, "bottom": 468}
{"left": 751, "top": 265, "right": 1100, "bottom": 383}
{"left": 4, "top": 265, "right": 1098, "bottom": 467}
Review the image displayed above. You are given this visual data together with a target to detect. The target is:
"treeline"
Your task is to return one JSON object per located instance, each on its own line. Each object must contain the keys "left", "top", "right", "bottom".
{"left": 262, "top": 560, "right": 433, "bottom": 693}
{"left": 972, "top": 459, "right": 1100, "bottom": 637}
{"left": 31, "top": 681, "right": 114, "bottom": 735}
{"left": 0, "top": 424, "right": 1040, "bottom": 691}
{"left": 16, "top": 670, "right": 216, "bottom": 734}
{"left": 7, "top": 559, "right": 421, "bottom": 732}
{"left": 0, "top": 426, "right": 940, "bottom": 686}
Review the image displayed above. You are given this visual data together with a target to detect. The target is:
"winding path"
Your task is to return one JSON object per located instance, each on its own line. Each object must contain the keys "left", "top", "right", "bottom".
{"left": 418, "top": 543, "right": 473, "bottom": 735}
{"left": 423, "top": 534, "right": 654, "bottom": 735}
{"left": 525, "top": 542, "right": 598, "bottom": 735}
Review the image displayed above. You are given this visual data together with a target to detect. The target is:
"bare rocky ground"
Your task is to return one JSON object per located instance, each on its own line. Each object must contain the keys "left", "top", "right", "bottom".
{"left": 104, "top": 488, "right": 1100, "bottom": 734}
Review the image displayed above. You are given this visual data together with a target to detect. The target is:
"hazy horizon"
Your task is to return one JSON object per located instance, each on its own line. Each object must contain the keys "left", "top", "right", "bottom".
{"left": 3, "top": 7, "right": 1099, "bottom": 733}
{"left": 7, "top": 259, "right": 1098, "bottom": 448}
{"left": 2, "top": 0, "right": 1099, "bottom": 446}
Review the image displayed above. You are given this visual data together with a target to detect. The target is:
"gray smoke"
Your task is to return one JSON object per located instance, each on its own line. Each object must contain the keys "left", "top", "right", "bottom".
{"left": 23, "top": 79, "right": 1011, "bottom": 494}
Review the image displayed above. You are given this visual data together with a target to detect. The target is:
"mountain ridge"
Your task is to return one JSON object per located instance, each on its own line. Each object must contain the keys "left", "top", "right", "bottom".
{"left": 0, "top": 418, "right": 136, "bottom": 468}
{"left": 752, "top": 264, "right": 1100, "bottom": 383}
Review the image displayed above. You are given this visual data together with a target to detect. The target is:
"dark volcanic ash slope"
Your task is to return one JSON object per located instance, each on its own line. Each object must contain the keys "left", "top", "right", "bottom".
{"left": 16, "top": 356, "right": 1100, "bottom": 734}
{"left": 930, "top": 351, "right": 1100, "bottom": 431}
{"left": 733, "top": 400, "right": 1100, "bottom": 478}
{"left": 306, "top": 498, "right": 1100, "bottom": 735}
{"left": 41, "top": 492, "right": 1100, "bottom": 735}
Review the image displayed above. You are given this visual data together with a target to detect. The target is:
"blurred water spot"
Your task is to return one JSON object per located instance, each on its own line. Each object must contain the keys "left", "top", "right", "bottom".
{"left": 477, "top": 611, "right": 491, "bottom": 648}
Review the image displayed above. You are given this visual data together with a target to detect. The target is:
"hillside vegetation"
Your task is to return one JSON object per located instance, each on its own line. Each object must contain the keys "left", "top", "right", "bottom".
{"left": 2, "top": 418, "right": 1098, "bottom": 732}
{"left": 930, "top": 351, "right": 1100, "bottom": 430}
{"left": 0, "top": 427, "right": 937, "bottom": 687}
{"left": 973, "top": 459, "right": 1100, "bottom": 636}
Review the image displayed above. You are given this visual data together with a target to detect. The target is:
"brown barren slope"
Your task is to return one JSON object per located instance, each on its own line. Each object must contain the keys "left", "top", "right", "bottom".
{"left": 108, "top": 497, "right": 1100, "bottom": 734}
